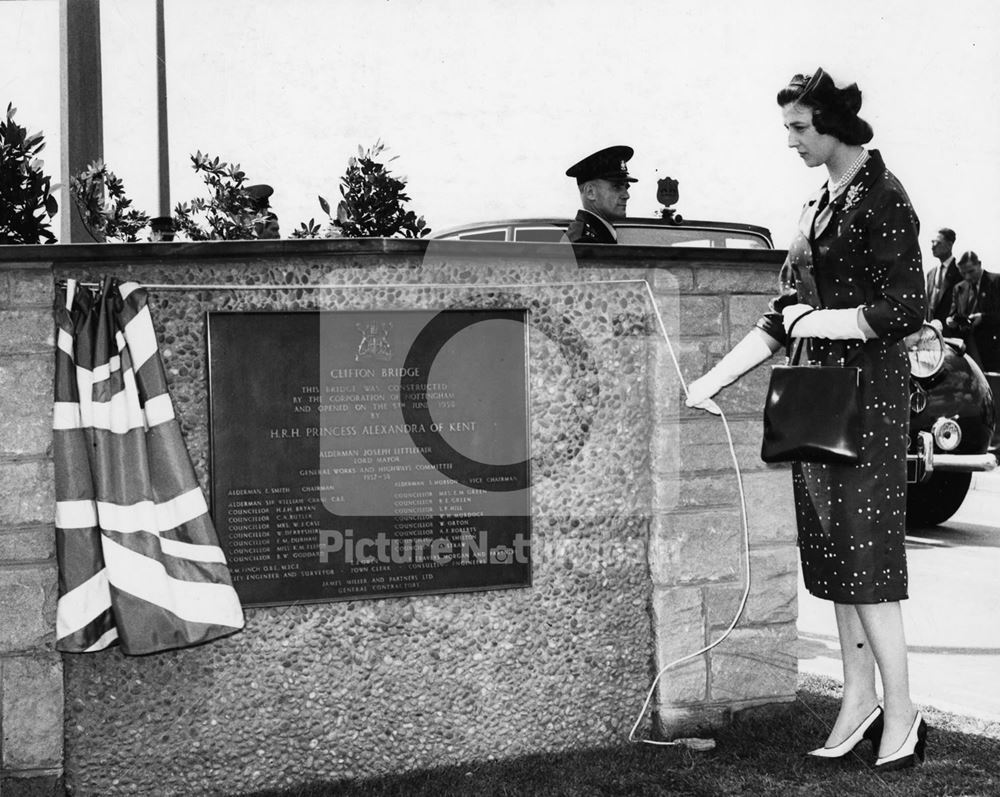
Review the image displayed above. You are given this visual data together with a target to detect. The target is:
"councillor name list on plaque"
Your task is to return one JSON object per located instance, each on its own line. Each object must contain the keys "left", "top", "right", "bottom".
{"left": 208, "top": 309, "right": 530, "bottom": 606}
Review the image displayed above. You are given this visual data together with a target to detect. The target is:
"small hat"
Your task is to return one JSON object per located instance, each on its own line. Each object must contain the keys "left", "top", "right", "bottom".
{"left": 566, "top": 145, "right": 638, "bottom": 185}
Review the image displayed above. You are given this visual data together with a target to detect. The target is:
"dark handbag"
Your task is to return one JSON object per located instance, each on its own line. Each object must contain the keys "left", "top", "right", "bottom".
{"left": 760, "top": 339, "right": 862, "bottom": 464}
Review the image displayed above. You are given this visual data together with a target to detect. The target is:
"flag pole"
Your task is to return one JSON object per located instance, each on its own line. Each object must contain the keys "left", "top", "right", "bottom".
{"left": 59, "top": 0, "right": 104, "bottom": 242}
{"left": 155, "top": 0, "right": 170, "bottom": 220}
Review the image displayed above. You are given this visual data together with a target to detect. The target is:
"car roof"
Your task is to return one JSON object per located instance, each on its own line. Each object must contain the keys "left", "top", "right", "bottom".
{"left": 432, "top": 217, "right": 774, "bottom": 248}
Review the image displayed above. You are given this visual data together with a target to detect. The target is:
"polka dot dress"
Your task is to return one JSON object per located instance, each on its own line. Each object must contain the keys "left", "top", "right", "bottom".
{"left": 757, "top": 150, "right": 926, "bottom": 604}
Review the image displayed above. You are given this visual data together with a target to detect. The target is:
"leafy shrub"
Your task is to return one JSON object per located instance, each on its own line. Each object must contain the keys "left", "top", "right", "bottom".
{"left": 293, "top": 141, "right": 430, "bottom": 239}
{"left": 0, "top": 103, "right": 58, "bottom": 244}
{"left": 70, "top": 160, "right": 150, "bottom": 242}
{"left": 172, "top": 151, "right": 269, "bottom": 240}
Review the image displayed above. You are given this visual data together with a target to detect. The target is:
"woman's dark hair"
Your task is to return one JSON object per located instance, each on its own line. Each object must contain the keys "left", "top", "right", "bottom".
{"left": 777, "top": 68, "right": 874, "bottom": 145}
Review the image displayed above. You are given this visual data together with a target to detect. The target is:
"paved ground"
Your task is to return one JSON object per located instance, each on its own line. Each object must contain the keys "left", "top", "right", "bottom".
{"left": 797, "top": 470, "right": 1000, "bottom": 721}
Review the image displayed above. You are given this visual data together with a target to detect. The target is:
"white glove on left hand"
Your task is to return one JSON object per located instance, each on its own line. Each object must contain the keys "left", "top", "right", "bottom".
{"left": 781, "top": 302, "right": 814, "bottom": 333}
{"left": 782, "top": 303, "right": 868, "bottom": 340}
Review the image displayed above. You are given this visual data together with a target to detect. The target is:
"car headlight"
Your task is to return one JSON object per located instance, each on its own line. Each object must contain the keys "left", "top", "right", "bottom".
{"left": 931, "top": 417, "right": 962, "bottom": 451}
{"left": 904, "top": 323, "right": 945, "bottom": 378}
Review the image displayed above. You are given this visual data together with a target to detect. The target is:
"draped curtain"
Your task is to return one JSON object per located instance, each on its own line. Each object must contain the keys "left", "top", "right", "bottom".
{"left": 53, "top": 278, "right": 244, "bottom": 654}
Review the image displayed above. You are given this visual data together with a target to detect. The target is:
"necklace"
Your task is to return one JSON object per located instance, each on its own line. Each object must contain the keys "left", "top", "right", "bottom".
{"left": 829, "top": 149, "right": 868, "bottom": 195}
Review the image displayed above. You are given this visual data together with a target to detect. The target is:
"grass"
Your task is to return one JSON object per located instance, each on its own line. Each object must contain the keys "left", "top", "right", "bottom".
{"left": 244, "top": 674, "right": 1000, "bottom": 797}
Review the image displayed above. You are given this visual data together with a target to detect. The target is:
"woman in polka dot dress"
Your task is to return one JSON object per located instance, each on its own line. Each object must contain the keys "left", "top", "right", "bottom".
{"left": 686, "top": 68, "right": 928, "bottom": 770}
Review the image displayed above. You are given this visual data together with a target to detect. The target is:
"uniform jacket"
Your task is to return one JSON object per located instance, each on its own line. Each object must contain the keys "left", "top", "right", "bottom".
{"left": 565, "top": 210, "right": 617, "bottom": 244}
{"left": 925, "top": 257, "right": 960, "bottom": 324}
{"left": 946, "top": 270, "right": 1000, "bottom": 371}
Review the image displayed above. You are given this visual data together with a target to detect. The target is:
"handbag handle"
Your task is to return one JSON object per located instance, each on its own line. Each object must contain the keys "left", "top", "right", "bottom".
{"left": 784, "top": 307, "right": 816, "bottom": 341}
{"left": 785, "top": 336, "right": 806, "bottom": 366}
{"left": 784, "top": 307, "right": 817, "bottom": 364}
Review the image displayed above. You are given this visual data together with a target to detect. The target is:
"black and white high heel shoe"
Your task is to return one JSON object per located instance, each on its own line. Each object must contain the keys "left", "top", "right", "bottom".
{"left": 874, "top": 711, "right": 928, "bottom": 771}
{"left": 806, "top": 705, "right": 883, "bottom": 760}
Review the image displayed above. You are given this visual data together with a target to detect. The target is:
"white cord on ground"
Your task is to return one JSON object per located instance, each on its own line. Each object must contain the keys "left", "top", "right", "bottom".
{"left": 83, "top": 275, "right": 752, "bottom": 749}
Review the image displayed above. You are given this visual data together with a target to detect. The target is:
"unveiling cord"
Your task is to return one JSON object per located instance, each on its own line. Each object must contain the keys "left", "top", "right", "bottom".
{"left": 73, "top": 275, "right": 752, "bottom": 747}
{"left": 624, "top": 281, "right": 751, "bottom": 747}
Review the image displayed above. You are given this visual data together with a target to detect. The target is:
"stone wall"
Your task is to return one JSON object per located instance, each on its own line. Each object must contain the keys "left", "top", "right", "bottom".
{"left": 0, "top": 238, "right": 795, "bottom": 796}
{"left": 0, "top": 262, "right": 64, "bottom": 796}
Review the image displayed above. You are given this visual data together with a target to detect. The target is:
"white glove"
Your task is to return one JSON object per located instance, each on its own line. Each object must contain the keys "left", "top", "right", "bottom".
{"left": 686, "top": 330, "right": 777, "bottom": 413}
{"left": 781, "top": 303, "right": 814, "bottom": 333}
{"left": 781, "top": 303, "right": 868, "bottom": 340}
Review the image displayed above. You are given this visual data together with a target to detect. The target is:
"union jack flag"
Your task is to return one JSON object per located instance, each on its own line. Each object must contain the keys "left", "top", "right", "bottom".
{"left": 53, "top": 278, "right": 244, "bottom": 654}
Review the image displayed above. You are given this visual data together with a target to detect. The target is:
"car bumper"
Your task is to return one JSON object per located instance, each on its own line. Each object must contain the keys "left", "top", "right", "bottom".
{"left": 908, "top": 431, "right": 998, "bottom": 483}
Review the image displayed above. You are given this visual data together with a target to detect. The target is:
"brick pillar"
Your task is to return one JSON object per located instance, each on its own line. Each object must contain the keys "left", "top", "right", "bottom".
{"left": 0, "top": 263, "right": 63, "bottom": 795}
{"left": 646, "top": 265, "right": 798, "bottom": 737}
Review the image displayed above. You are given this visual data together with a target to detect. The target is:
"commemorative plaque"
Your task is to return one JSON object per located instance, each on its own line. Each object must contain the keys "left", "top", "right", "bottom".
{"left": 208, "top": 310, "right": 531, "bottom": 606}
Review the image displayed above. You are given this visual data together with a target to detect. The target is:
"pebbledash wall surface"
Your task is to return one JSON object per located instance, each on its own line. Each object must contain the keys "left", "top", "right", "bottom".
{"left": 0, "top": 237, "right": 796, "bottom": 796}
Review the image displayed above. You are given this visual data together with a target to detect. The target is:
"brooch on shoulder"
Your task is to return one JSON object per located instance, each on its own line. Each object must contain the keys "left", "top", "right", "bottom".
{"left": 841, "top": 184, "right": 864, "bottom": 211}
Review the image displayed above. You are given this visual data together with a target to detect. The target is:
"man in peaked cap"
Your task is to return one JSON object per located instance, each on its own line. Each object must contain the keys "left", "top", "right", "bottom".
{"left": 246, "top": 183, "right": 281, "bottom": 239}
{"left": 565, "top": 145, "right": 637, "bottom": 244}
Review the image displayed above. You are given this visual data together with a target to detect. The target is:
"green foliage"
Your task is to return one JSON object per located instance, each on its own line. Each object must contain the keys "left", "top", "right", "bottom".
{"left": 289, "top": 217, "right": 322, "bottom": 239}
{"left": 70, "top": 151, "right": 272, "bottom": 242}
{"left": 0, "top": 103, "right": 58, "bottom": 244}
{"left": 70, "top": 160, "right": 150, "bottom": 242}
{"left": 172, "top": 151, "right": 269, "bottom": 240}
{"left": 295, "top": 141, "right": 430, "bottom": 239}
{"left": 63, "top": 142, "right": 432, "bottom": 243}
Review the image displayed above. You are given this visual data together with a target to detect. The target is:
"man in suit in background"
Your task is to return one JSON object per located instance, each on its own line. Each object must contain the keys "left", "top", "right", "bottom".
{"left": 565, "top": 145, "right": 637, "bottom": 244}
{"left": 945, "top": 250, "right": 1000, "bottom": 371}
{"left": 925, "top": 227, "right": 960, "bottom": 327}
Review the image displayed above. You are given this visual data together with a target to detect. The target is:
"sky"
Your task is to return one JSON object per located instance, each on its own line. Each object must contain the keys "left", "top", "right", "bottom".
{"left": 4, "top": 0, "right": 1000, "bottom": 266}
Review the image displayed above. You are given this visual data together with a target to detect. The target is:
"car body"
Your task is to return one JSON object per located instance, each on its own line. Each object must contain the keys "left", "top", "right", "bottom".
{"left": 433, "top": 216, "right": 997, "bottom": 526}
{"left": 904, "top": 325, "right": 997, "bottom": 525}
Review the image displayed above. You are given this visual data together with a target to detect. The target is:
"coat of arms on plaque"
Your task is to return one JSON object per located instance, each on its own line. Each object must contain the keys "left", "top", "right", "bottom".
{"left": 355, "top": 320, "right": 393, "bottom": 361}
